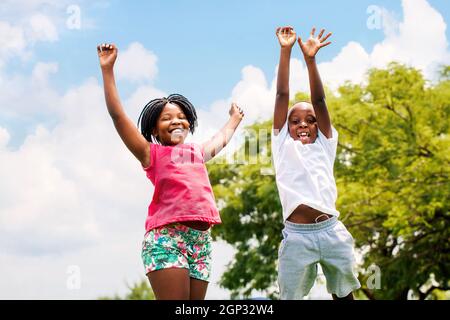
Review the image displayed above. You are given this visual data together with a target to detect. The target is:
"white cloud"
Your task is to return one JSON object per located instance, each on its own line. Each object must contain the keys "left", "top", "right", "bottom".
{"left": 124, "top": 84, "right": 167, "bottom": 121}
{"left": 372, "top": 0, "right": 449, "bottom": 71}
{"left": 0, "top": 62, "right": 60, "bottom": 116}
{"left": 0, "top": 0, "right": 68, "bottom": 12}
{"left": 196, "top": 0, "right": 450, "bottom": 157}
{"left": 0, "top": 0, "right": 449, "bottom": 301}
{"left": 0, "top": 127, "right": 10, "bottom": 148}
{"left": 230, "top": 66, "right": 272, "bottom": 121}
{"left": 319, "top": 42, "right": 371, "bottom": 90}
{"left": 0, "top": 1, "right": 72, "bottom": 67}
{"left": 32, "top": 61, "right": 58, "bottom": 86}
{"left": 319, "top": 0, "right": 449, "bottom": 89}
{"left": 0, "top": 21, "right": 26, "bottom": 61}
{"left": 116, "top": 42, "right": 158, "bottom": 83}
{"left": 0, "top": 74, "right": 234, "bottom": 298}
{"left": 28, "top": 13, "right": 59, "bottom": 43}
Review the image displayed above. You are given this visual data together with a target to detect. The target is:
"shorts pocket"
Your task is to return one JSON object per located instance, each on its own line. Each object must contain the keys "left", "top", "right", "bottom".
{"left": 278, "top": 229, "right": 289, "bottom": 257}
{"left": 336, "top": 221, "right": 354, "bottom": 245}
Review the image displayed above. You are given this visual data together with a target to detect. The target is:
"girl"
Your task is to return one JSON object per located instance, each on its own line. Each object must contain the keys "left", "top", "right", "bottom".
{"left": 272, "top": 27, "right": 361, "bottom": 299}
{"left": 97, "top": 43, "right": 244, "bottom": 300}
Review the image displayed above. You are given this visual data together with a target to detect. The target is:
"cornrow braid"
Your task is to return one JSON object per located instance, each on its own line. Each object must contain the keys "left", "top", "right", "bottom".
{"left": 137, "top": 93, "right": 198, "bottom": 144}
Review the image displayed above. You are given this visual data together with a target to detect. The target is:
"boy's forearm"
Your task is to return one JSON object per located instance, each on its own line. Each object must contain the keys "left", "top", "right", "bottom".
{"left": 101, "top": 68, "right": 125, "bottom": 120}
{"left": 305, "top": 57, "right": 326, "bottom": 105}
{"left": 276, "top": 47, "right": 292, "bottom": 96}
{"left": 305, "top": 55, "right": 333, "bottom": 137}
{"left": 273, "top": 47, "right": 291, "bottom": 130}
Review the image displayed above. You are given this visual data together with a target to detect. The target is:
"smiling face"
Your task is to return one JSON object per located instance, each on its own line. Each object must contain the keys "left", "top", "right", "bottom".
{"left": 288, "top": 102, "right": 318, "bottom": 144}
{"left": 153, "top": 102, "right": 190, "bottom": 145}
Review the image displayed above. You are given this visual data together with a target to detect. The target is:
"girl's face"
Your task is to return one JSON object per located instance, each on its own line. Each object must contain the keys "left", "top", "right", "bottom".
{"left": 288, "top": 103, "right": 318, "bottom": 144}
{"left": 154, "top": 103, "right": 190, "bottom": 145}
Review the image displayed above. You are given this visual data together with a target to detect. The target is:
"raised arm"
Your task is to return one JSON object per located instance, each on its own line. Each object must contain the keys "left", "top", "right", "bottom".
{"left": 202, "top": 103, "right": 244, "bottom": 162}
{"left": 298, "top": 28, "right": 333, "bottom": 138}
{"left": 97, "top": 43, "right": 150, "bottom": 167}
{"left": 273, "top": 26, "right": 296, "bottom": 132}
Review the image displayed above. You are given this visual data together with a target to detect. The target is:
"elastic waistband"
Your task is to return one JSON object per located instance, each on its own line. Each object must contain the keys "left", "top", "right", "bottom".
{"left": 167, "top": 223, "right": 211, "bottom": 234}
{"left": 284, "top": 216, "right": 338, "bottom": 233}
{"left": 145, "top": 222, "right": 212, "bottom": 237}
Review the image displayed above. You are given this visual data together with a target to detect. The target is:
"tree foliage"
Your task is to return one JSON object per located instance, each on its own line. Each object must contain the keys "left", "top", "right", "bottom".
{"left": 98, "top": 279, "right": 155, "bottom": 300}
{"left": 207, "top": 63, "right": 450, "bottom": 300}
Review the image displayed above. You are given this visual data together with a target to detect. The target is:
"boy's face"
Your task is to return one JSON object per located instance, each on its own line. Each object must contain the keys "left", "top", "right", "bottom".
{"left": 154, "top": 102, "right": 190, "bottom": 145}
{"left": 288, "top": 103, "right": 318, "bottom": 144}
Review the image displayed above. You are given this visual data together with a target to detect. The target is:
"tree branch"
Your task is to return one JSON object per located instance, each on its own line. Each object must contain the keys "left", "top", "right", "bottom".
{"left": 419, "top": 285, "right": 449, "bottom": 300}
{"left": 384, "top": 104, "right": 409, "bottom": 122}
{"left": 361, "top": 287, "right": 377, "bottom": 300}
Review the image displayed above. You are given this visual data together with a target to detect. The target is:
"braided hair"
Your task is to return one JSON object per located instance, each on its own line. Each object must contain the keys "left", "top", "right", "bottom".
{"left": 137, "top": 94, "right": 198, "bottom": 144}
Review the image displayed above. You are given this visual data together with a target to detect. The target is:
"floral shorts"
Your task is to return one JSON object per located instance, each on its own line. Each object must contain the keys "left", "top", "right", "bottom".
{"left": 141, "top": 223, "right": 212, "bottom": 282}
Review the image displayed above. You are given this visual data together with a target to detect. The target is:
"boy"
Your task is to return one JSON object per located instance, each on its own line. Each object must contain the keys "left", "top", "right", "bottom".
{"left": 272, "top": 26, "right": 361, "bottom": 299}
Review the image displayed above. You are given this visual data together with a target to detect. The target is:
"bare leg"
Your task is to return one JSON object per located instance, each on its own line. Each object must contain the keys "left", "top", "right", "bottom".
{"left": 332, "top": 292, "right": 354, "bottom": 300}
{"left": 189, "top": 278, "right": 209, "bottom": 300}
{"left": 147, "top": 268, "right": 190, "bottom": 300}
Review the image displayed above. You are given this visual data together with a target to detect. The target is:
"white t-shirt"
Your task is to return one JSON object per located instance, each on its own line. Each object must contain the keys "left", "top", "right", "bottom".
{"left": 271, "top": 120, "right": 340, "bottom": 221}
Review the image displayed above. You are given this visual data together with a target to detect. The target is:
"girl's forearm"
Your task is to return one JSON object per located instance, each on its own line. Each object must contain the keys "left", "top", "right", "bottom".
{"left": 305, "top": 57, "right": 326, "bottom": 105}
{"left": 101, "top": 68, "right": 125, "bottom": 120}
{"left": 204, "top": 117, "right": 241, "bottom": 160}
{"left": 217, "top": 117, "right": 241, "bottom": 148}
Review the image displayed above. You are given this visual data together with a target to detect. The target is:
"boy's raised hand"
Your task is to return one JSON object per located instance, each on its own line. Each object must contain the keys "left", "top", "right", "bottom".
{"left": 276, "top": 26, "right": 296, "bottom": 49}
{"left": 298, "top": 28, "right": 332, "bottom": 59}
{"left": 97, "top": 43, "right": 118, "bottom": 70}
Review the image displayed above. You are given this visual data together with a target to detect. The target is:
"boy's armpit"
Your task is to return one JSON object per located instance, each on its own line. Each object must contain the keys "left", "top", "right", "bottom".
{"left": 272, "top": 120, "right": 288, "bottom": 137}
{"left": 273, "top": 128, "right": 281, "bottom": 136}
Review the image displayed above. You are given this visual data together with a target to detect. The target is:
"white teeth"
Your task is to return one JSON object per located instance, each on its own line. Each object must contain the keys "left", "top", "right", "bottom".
{"left": 171, "top": 128, "right": 183, "bottom": 134}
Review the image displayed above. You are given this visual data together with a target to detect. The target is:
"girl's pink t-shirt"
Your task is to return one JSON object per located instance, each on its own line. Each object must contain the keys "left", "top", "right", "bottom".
{"left": 143, "top": 142, "right": 221, "bottom": 231}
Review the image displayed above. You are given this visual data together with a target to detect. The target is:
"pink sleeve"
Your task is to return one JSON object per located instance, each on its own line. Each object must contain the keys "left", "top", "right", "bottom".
{"left": 195, "top": 143, "right": 206, "bottom": 162}
{"left": 142, "top": 142, "right": 156, "bottom": 171}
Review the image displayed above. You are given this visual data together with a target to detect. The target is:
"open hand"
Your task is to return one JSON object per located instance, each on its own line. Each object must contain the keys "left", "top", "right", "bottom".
{"left": 276, "top": 26, "right": 296, "bottom": 48}
{"left": 97, "top": 43, "right": 118, "bottom": 70}
{"left": 298, "top": 28, "right": 332, "bottom": 59}
{"left": 229, "top": 103, "right": 244, "bottom": 120}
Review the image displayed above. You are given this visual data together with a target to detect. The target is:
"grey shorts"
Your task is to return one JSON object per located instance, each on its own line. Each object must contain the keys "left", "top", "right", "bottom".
{"left": 277, "top": 216, "right": 361, "bottom": 299}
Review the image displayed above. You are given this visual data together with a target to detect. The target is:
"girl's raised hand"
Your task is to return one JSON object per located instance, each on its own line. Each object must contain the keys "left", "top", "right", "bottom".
{"left": 97, "top": 43, "right": 118, "bottom": 70}
{"left": 276, "top": 26, "right": 296, "bottom": 49}
{"left": 298, "top": 28, "right": 332, "bottom": 59}
{"left": 229, "top": 102, "right": 244, "bottom": 120}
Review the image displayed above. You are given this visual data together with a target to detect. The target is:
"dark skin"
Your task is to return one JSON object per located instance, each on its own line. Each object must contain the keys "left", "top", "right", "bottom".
{"left": 147, "top": 103, "right": 210, "bottom": 299}
{"left": 152, "top": 102, "right": 190, "bottom": 146}
{"left": 274, "top": 28, "right": 334, "bottom": 225}
{"left": 97, "top": 43, "right": 244, "bottom": 300}
{"left": 274, "top": 27, "right": 354, "bottom": 300}
{"left": 286, "top": 102, "right": 335, "bottom": 224}
{"left": 152, "top": 103, "right": 211, "bottom": 231}
{"left": 287, "top": 102, "right": 318, "bottom": 144}
{"left": 148, "top": 268, "right": 209, "bottom": 300}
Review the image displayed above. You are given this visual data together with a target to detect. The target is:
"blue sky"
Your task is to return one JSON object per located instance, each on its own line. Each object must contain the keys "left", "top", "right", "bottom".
{"left": 1, "top": 0, "right": 449, "bottom": 149}
{"left": 10, "top": 0, "right": 450, "bottom": 107}
{"left": 0, "top": 0, "right": 449, "bottom": 300}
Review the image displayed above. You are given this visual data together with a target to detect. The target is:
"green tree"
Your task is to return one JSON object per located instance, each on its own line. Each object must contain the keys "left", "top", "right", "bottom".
{"left": 208, "top": 121, "right": 281, "bottom": 299}
{"left": 208, "top": 63, "right": 450, "bottom": 300}
{"left": 98, "top": 279, "right": 155, "bottom": 300}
